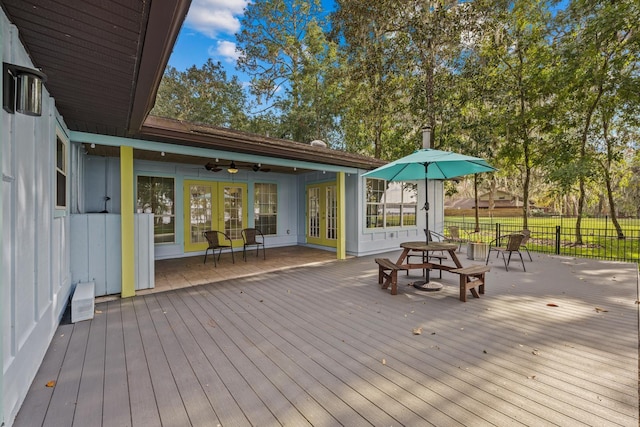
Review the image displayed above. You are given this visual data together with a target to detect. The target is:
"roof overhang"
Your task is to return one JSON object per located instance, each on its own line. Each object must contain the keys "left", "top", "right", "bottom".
{"left": 1, "top": 0, "right": 191, "bottom": 136}
{"left": 72, "top": 116, "right": 386, "bottom": 174}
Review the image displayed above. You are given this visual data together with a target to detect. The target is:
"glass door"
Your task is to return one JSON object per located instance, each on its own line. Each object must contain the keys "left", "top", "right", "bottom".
{"left": 184, "top": 180, "right": 247, "bottom": 252}
{"left": 306, "top": 182, "right": 337, "bottom": 247}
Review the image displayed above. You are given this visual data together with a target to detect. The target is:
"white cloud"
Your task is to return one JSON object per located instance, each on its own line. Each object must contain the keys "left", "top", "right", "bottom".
{"left": 208, "top": 40, "right": 240, "bottom": 62}
{"left": 185, "top": 0, "right": 249, "bottom": 38}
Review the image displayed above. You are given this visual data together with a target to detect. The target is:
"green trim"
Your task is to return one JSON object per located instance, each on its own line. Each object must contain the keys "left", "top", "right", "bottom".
{"left": 120, "top": 147, "right": 136, "bottom": 298}
{"left": 337, "top": 172, "right": 346, "bottom": 260}
{"left": 70, "top": 131, "right": 359, "bottom": 174}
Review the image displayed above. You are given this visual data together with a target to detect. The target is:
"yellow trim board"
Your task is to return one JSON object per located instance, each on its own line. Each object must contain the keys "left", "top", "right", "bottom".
{"left": 120, "top": 146, "right": 135, "bottom": 298}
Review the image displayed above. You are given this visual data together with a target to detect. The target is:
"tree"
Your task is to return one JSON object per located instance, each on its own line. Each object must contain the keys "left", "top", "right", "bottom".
{"left": 236, "top": 0, "right": 341, "bottom": 144}
{"left": 476, "top": 0, "right": 557, "bottom": 230}
{"left": 152, "top": 59, "right": 248, "bottom": 129}
{"left": 555, "top": 0, "right": 640, "bottom": 243}
{"left": 331, "top": 0, "right": 415, "bottom": 158}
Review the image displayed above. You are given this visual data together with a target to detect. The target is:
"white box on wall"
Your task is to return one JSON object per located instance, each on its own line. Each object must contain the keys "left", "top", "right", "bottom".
{"left": 72, "top": 281, "right": 95, "bottom": 323}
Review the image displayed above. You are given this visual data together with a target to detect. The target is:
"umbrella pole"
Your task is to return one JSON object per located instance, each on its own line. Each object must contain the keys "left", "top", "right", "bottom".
{"left": 413, "top": 164, "right": 443, "bottom": 292}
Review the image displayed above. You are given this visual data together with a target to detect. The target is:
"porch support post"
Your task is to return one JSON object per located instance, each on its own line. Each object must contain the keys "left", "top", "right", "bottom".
{"left": 337, "top": 172, "right": 346, "bottom": 260}
{"left": 120, "top": 146, "right": 136, "bottom": 298}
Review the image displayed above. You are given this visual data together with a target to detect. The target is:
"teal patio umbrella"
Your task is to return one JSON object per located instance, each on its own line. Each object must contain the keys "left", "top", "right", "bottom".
{"left": 363, "top": 148, "right": 497, "bottom": 288}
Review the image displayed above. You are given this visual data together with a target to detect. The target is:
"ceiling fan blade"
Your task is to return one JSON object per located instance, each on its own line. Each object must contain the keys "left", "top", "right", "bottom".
{"left": 204, "top": 162, "right": 222, "bottom": 172}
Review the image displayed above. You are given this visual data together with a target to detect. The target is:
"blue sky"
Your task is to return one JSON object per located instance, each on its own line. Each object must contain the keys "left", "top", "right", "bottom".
{"left": 169, "top": 0, "right": 336, "bottom": 82}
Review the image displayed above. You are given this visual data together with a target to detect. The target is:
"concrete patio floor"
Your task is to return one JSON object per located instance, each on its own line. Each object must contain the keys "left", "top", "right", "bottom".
{"left": 14, "top": 247, "right": 639, "bottom": 426}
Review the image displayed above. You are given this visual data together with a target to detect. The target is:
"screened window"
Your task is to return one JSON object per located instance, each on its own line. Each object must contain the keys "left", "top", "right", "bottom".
{"left": 137, "top": 176, "right": 175, "bottom": 244}
{"left": 254, "top": 183, "right": 277, "bottom": 235}
{"left": 55, "top": 134, "right": 67, "bottom": 209}
{"left": 365, "top": 179, "right": 417, "bottom": 229}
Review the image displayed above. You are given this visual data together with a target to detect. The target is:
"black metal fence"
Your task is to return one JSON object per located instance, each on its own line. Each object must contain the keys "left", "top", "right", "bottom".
{"left": 444, "top": 220, "right": 640, "bottom": 264}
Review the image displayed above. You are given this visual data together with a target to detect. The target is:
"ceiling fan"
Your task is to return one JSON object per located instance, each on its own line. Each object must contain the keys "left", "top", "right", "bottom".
{"left": 204, "top": 162, "right": 222, "bottom": 172}
{"left": 252, "top": 163, "right": 271, "bottom": 172}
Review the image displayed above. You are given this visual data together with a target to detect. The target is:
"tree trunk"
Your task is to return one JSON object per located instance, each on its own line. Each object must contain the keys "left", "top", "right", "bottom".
{"left": 575, "top": 176, "right": 585, "bottom": 245}
{"left": 604, "top": 170, "right": 624, "bottom": 239}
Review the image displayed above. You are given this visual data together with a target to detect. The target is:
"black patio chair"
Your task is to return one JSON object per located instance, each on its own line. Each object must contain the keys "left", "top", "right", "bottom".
{"left": 203, "top": 230, "right": 234, "bottom": 267}
{"left": 485, "top": 233, "right": 526, "bottom": 272}
{"left": 242, "top": 228, "right": 266, "bottom": 261}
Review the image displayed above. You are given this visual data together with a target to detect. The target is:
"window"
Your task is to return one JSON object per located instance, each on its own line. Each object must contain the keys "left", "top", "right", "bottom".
{"left": 136, "top": 176, "right": 175, "bottom": 244}
{"left": 365, "top": 179, "right": 417, "bottom": 229}
{"left": 55, "top": 133, "right": 67, "bottom": 209}
{"left": 254, "top": 183, "right": 277, "bottom": 235}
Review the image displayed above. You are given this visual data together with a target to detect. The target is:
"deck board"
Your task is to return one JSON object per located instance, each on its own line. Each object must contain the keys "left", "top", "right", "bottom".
{"left": 13, "top": 249, "right": 639, "bottom": 426}
{"left": 132, "top": 296, "right": 191, "bottom": 426}
{"left": 161, "top": 292, "right": 251, "bottom": 427}
{"left": 13, "top": 323, "right": 74, "bottom": 427}
{"left": 73, "top": 301, "right": 107, "bottom": 427}
{"left": 176, "top": 287, "right": 279, "bottom": 426}
{"left": 102, "top": 300, "right": 131, "bottom": 427}
{"left": 185, "top": 286, "right": 313, "bottom": 426}
{"left": 42, "top": 320, "right": 90, "bottom": 427}
{"left": 120, "top": 298, "right": 162, "bottom": 427}
{"left": 144, "top": 294, "right": 220, "bottom": 427}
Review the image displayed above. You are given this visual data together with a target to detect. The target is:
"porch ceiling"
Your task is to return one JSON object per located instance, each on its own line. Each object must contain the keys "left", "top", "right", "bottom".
{"left": 85, "top": 143, "right": 314, "bottom": 175}
{"left": 1, "top": 0, "right": 190, "bottom": 137}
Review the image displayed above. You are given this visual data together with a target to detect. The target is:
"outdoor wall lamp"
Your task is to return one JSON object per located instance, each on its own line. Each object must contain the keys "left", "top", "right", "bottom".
{"left": 227, "top": 161, "right": 239, "bottom": 174}
{"left": 3, "top": 62, "right": 47, "bottom": 116}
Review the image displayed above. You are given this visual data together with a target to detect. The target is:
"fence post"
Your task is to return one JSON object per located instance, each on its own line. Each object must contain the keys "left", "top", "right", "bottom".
{"left": 556, "top": 225, "right": 561, "bottom": 255}
{"left": 495, "top": 223, "right": 500, "bottom": 242}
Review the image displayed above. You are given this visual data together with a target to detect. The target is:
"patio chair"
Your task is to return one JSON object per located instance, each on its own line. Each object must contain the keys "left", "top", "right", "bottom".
{"left": 406, "top": 229, "right": 447, "bottom": 278}
{"left": 520, "top": 229, "right": 533, "bottom": 261}
{"left": 203, "top": 230, "right": 234, "bottom": 267}
{"left": 444, "top": 226, "right": 468, "bottom": 251}
{"left": 242, "top": 228, "right": 266, "bottom": 261}
{"left": 485, "top": 233, "right": 526, "bottom": 272}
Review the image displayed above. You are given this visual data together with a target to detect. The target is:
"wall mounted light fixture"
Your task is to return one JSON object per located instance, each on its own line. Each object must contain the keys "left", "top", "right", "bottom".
{"left": 3, "top": 62, "right": 47, "bottom": 116}
{"left": 227, "top": 161, "right": 239, "bottom": 174}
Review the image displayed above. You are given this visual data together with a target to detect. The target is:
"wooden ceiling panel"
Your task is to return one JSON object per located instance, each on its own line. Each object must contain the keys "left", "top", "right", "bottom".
{"left": 2, "top": 0, "right": 190, "bottom": 136}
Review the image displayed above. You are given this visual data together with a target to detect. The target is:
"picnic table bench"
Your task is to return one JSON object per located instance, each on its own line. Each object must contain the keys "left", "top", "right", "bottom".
{"left": 451, "top": 265, "right": 491, "bottom": 302}
{"left": 375, "top": 258, "right": 408, "bottom": 295}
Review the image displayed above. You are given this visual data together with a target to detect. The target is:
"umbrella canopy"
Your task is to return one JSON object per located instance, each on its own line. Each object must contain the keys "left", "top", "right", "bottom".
{"left": 362, "top": 148, "right": 496, "bottom": 182}
{"left": 363, "top": 147, "right": 496, "bottom": 290}
{"left": 363, "top": 148, "right": 496, "bottom": 238}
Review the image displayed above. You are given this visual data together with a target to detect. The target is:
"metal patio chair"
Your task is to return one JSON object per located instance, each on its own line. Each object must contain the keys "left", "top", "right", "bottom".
{"left": 203, "top": 230, "right": 234, "bottom": 267}
{"left": 485, "top": 233, "right": 526, "bottom": 272}
{"left": 242, "top": 228, "right": 266, "bottom": 261}
{"left": 520, "top": 229, "right": 533, "bottom": 261}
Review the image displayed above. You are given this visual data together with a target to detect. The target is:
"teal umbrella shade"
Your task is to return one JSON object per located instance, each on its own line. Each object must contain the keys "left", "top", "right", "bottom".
{"left": 363, "top": 148, "right": 497, "bottom": 291}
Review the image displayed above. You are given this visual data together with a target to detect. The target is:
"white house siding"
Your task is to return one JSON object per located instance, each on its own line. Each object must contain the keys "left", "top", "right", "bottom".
{"left": 2, "top": 11, "right": 72, "bottom": 426}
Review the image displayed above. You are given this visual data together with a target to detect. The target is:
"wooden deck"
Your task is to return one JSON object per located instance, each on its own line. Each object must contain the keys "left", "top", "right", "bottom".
{"left": 14, "top": 248, "right": 639, "bottom": 426}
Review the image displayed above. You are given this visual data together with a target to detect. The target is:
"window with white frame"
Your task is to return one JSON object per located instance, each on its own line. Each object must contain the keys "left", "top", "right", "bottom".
{"left": 55, "top": 132, "right": 67, "bottom": 209}
{"left": 136, "top": 176, "right": 175, "bottom": 244}
{"left": 254, "top": 183, "right": 277, "bottom": 235}
{"left": 365, "top": 178, "right": 417, "bottom": 229}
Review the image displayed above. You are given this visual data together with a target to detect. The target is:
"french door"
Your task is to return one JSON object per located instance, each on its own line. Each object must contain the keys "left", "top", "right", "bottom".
{"left": 183, "top": 180, "right": 247, "bottom": 252}
{"left": 306, "top": 182, "right": 337, "bottom": 247}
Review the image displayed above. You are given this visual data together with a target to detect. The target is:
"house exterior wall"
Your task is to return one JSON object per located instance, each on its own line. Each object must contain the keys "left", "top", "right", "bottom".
{"left": 80, "top": 156, "right": 302, "bottom": 261}
{"left": 355, "top": 177, "right": 444, "bottom": 256}
{"left": 2, "top": 12, "right": 72, "bottom": 426}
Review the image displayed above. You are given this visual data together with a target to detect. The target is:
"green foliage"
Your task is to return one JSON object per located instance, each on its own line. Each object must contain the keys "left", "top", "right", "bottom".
{"left": 236, "top": 0, "right": 342, "bottom": 145}
{"left": 152, "top": 59, "right": 248, "bottom": 129}
{"left": 154, "top": 0, "right": 640, "bottom": 224}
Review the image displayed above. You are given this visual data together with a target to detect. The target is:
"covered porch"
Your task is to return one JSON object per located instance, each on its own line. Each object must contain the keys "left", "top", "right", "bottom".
{"left": 15, "top": 249, "right": 639, "bottom": 426}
